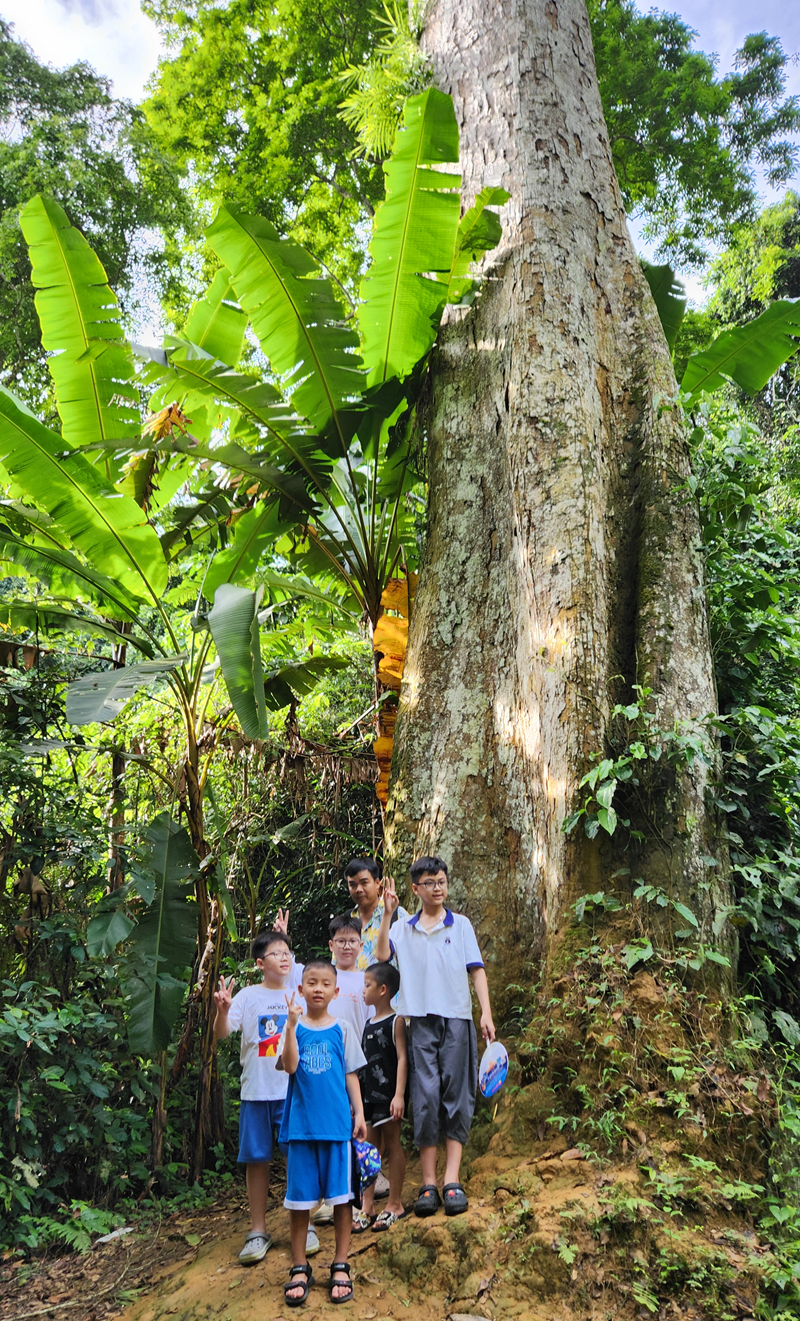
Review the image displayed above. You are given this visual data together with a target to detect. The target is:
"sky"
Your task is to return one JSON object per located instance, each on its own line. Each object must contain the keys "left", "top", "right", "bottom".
{"left": 2, "top": 0, "right": 798, "bottom": 119}
{"left": 1, "top": 0, "right": 799, "bottom": 300}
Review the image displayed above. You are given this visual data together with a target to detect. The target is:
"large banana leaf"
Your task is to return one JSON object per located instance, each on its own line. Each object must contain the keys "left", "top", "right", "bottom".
{"left": 641, "top": 260, "right": 686, "bottom": 352}
{"left": 208, "top": 583, "right": 268, "bottom": 740}
{"left": 66, "top": 654, "right": 188, "bottom": 725}
{"left": 205, "top": 504, "right": 291, "bottom": 596}
{"left": 444, "top": 186, "right": 510, "bottom": 305}
{"left": 263, "top": 655, "right": 350, "bottom": 710}
{"left": 19, "top": 197, "right": 139, "bottom": 457}
{"left": 123, "top": 812, "right": 199, "bottom": 1057}
{"left": 207, "top": 206, "right": 364, "bottom": 440}
{"left": 184, "top": 269, "right": 247, "bottom": 366}
{"left": 141, "top": 339, "right": 307, "bottom": 449}
{"left": 0, "top": 391, "right": 168, "bottom": 599}
{"left": 682, "top": 300, "right": 800, "bottom": 401}
{"left": 357, "top": 89, "right": 462, "bottom": 386}
{"left": 0, "top": 600, "right": 150, "bottom": 651}
{"left": 0, "top": 526, "right": 143, "bottom": 621}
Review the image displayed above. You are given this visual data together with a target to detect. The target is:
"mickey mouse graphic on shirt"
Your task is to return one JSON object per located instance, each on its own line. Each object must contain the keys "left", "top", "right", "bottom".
{"left": 258, "top": 1012, "right": 285, "bottom": 1057}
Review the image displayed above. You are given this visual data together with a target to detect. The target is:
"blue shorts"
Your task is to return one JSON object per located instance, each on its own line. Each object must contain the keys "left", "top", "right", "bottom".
{"left": 238, "top": 1099, "right": 287, "bottom": 1164}
{"left": 284, "top": 1140, "right": 353, "bottom": 1210}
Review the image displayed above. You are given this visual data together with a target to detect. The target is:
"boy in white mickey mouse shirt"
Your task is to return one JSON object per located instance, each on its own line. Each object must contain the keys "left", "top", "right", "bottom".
{"left": 213, "top": 926, "right": 318, "bottom": 1264}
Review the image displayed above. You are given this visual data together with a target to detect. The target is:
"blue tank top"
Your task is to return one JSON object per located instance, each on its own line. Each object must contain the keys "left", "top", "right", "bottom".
{"left": 279, "top": 1021, "right": 353, "bottom": 1142}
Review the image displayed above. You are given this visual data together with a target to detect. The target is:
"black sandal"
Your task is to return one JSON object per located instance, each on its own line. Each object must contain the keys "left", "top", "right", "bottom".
{"left": 329, "top": 1260, "right": 354, "bottom": 1304}
{"left": 284, "top": 1263, "right": 313, "bottom": 1307}
{"left": 413, "top": 1184, "right": 441, "bottom": 1217}
{"left": 443, "top": 1181, "right": 469, "bottom": 1216}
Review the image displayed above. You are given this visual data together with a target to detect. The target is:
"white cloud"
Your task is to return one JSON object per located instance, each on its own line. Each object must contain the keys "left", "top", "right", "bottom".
{"left": 2, "top": 0, "right": 162, "bottom": 101}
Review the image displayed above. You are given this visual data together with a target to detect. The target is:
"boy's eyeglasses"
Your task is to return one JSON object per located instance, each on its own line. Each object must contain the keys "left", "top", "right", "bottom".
{"left": 333, "top": 938, "right": 361, "bottom": 947}
{"left": 415, "top": 879, "right": 447, "bottom": 891}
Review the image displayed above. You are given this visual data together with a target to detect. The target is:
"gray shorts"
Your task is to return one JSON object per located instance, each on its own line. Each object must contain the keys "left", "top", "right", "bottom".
{"left": 407, "top": 1015, "right": 478, "bottom": 1148}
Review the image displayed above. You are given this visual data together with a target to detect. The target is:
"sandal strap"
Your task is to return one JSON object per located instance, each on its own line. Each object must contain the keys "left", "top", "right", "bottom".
{"left": 330, "top": 1261, "right": 351, "bottom": 1275}
{"left": 290, "top": 1263, "right": 312, "bottom": 1277}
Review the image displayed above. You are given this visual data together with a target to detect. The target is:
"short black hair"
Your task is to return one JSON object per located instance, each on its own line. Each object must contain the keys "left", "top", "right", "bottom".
{"left": 252, "top": 930, "right": 292, "bottom": 960}
{"left": 365, "top": 961, "right": 400, "bottom": 998}
{"left": 329, "top": 913, "right": 363, "bottom": 940}
{"left": 410, "top": 855, "right": 449, "bottom": 885}
{"left": 302, "top": 957, "right": 337, "bottom": 980}
{"left": 345, "top": 857, "right": 381, "bottom": 882}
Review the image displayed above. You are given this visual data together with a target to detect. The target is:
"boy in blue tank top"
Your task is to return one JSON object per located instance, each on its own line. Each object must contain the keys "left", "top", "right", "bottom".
{"left": 277, "top": 959, "right": 367, "bottom": 1306}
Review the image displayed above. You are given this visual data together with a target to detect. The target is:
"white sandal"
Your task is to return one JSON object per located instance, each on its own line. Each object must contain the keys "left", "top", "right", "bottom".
{"left": 239, "top": 1231, "right": 271, "bottom": 1263}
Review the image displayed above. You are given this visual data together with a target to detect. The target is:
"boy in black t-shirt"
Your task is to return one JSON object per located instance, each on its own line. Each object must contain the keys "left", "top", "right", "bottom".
{"left": 355, "top": 962, "right": 408, "bottom": 1231}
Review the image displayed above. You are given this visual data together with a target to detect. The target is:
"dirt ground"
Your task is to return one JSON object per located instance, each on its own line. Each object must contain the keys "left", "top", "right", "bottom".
{"left": 0, "top": 1150, "right": 586, "bottom": 1321}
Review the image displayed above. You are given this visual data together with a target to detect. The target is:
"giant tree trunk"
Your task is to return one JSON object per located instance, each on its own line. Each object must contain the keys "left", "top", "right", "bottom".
{"left": 385, "top": 0, "right": 732, "bottom": 991}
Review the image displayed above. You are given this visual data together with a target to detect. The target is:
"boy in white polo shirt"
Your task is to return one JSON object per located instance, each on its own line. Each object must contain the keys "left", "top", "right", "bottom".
{"left": 376, "top": 856, "right": 495, "bottom": 1219}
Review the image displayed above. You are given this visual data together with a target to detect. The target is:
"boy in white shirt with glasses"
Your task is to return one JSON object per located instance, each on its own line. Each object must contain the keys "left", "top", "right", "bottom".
{"left": 376, "top": 856, "right": 495, "bottom": 1219}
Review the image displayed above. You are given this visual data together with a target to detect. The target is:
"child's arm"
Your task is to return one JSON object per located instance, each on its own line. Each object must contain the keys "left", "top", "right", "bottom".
{"left": 345, "top": 1071, "right": 367, "bottom": 1141}
{"left": 212, "top": 975, "right": 236, "bottom": 1042}
{"left": 375, "top": 877, "right": 399, "bottom": 963}
{"left": 470, "top": 967, "right": 496, "bottom": 1041}
{"left": 390, "top": 1014, "right": 407, "bottom": 1121}
{"left": 279, "top": 991, "right": 302, "bottom": 1074}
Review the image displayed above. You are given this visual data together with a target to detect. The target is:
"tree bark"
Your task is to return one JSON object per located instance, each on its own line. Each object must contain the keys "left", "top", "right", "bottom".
{"left": 385, "top": 0, "right": 732, "bottom": 989}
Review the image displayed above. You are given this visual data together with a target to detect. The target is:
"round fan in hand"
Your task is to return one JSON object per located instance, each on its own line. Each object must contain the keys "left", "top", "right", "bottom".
{"left": 479, "top": 1040, "right": 509, "bottom": 1098}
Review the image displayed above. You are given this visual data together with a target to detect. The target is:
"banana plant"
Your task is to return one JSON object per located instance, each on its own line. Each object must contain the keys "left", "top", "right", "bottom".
{"left": 131, "top": 89, "right": 509, "bottom": 628}
{"left": 641, "top": 257, "right": 800, "bottom": 401}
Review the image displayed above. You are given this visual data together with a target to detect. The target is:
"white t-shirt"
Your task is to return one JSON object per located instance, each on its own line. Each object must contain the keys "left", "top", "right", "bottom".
{"left": 389, "top": 909, "right": 484, "bottom": 1019}
{"left": 227, "top": 970, "right": 303, "bottom": 1101}
{"left": 330, "top": 967, "right": 374, "bottom": 1038}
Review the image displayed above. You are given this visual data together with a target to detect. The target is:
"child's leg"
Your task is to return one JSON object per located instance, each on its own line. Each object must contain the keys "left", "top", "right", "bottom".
{"left": 382, "top": 1120, "right": 406, "bottom": 1213}
{"left": 285, "top": 1210, "right": 312, "bottom": 1302}
{"left": 360, "top": 1123, "right": 380, "bottom": 1217}
{"left": 408, "top": 1017, "right": 445, "bottom": 1186}
{"left": 440, "top": 1019, "right": 478, "bottom": 1185}
{"left": 331, "top": 1202, "right": 352, "bottom": 1299}
{"left": 443, "top": 1138, "right": 463, "bottom": 1186}
{"left": 246, "top": 1161, "right": 270, "bottom": 1232}
{"left": 289, "top": 1208, "right": 311, "bottom": 1263}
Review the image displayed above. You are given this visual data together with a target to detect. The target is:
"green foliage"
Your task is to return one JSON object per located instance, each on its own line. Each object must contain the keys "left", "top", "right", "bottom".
{"left": 19, "top": 196, "right": 140, "bottom": 461}
{"left": 338, "top": 1, "right": 431, "bottom": 158}
{"left": 682, "top": 301, "right": 800, "bottom": 403}
{"left": 588, "top": 1, "right": 800, "bottom": 265}
{"left": 563, "top": 683, "right": 711, "bottom": 845}
{"left": 0, "top": 19, "right": 184, "bottom": 410}
{"left": 641, "top": 260, "right": 686, "bottom": 351}
{"left": 207, "top": 584, "right": 269, "bottom": 740}
{"left": 122, "top": 814, "right": 199, "bottom": 1057}
{"left": 143, "top": 0, "right": 384, "bottom": 291}
{"left": 357, "top": 89, "right": 461, "bottom": 387}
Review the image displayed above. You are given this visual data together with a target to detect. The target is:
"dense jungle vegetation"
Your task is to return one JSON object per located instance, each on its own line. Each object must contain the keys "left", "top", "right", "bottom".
{"left": 2, "top": 1, "right": 800, "bottom": 1316}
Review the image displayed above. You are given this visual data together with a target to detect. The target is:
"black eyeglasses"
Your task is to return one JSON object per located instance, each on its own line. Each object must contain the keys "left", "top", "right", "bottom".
{"left": 415, "top": 878, "right": 447, "bottom": 891}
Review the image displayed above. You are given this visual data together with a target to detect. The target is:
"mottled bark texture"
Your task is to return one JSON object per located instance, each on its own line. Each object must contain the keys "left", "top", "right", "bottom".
{"left": 385, "top": 0, "right": 732, "bottom": 985}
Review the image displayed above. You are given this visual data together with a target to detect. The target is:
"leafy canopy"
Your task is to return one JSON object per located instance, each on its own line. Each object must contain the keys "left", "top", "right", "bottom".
{"left": 588, "top": 0, "right": 800, "bottom": 266}
{"left": 0, "top": 19, "right": 185, "bottom": 412}
{"left": 143, "top": 0, "right": 386, "bottom": 289}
